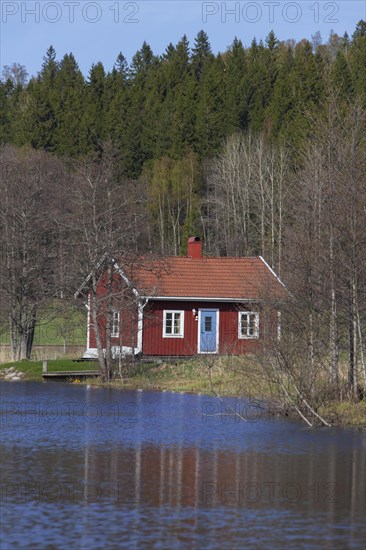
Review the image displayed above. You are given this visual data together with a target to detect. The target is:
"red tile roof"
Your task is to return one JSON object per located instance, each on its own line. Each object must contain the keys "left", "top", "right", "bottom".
{"left": 123, "top": 256, "right": 286, "bottom": 301}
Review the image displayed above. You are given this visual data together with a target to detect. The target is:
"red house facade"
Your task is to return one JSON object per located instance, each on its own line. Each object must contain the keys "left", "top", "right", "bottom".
{"left": 80, "top": 237, "right": 287, "bottom": 359}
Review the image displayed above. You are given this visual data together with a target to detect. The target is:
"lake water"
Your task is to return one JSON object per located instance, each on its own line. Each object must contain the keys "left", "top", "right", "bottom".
{"left": 1, "top": 381, "right": 366, "bottom": 549}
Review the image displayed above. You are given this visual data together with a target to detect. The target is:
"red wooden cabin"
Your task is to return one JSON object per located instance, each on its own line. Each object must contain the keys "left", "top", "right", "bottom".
{"left": 78, "top": 237, "right": 287, "bottom": 359}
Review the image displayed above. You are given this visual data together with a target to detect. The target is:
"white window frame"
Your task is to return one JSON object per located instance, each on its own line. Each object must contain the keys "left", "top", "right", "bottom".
{"left": 238, "top": 311, "right": 259, "bottom": 339}
{"left": 111, "top": 310, "right": 120, "bottom": 338}
{"left": 163, "top": 310, "right": 185, "bottom": 338}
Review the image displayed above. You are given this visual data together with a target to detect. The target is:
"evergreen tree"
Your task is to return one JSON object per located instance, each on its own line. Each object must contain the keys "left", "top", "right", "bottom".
{"left": 352, "top": 20, "right": 366, "bottom": 39}
{"left": 349, "top": 20, "right": 366, "bottom": 101}
{"left": 6, "top": 79, "right": 29, "bottom": 146}
{"left": 270, "top": 43, "right": 295, "bottom": 139}
{"left": 162, "top": 43, "right": 176, "bottom": 61}
{"left": 247, "top": 35, "right": 279, "bottom": 132}
{"left": 130, "top": 41, "right": 154, "bottom": 77}
{"left": 191, "top": 30, "right": 213, "bottom": 80}
{"left": 331, "top": 51, "right": 354, "bottom": 99}
{"left": 52, "top": 53, "right": 86, "bottom": 156}
{"left": 25, "top": 46, "right": 59, "bottom": 151}
{"left": 41, "top": 46, "right": 58, "bottom": 83}
{"left": 224, "top": 38, "right": 249, "bottom": 133}
{"left": 341, "top": 32, "right": 350, "bottom": 53}
{"left": 166, "top": 36, "right": 196, "bottom": 157}
{"left": 104, "top": 54, "right": 130, "bottom": 175}
{"left": 266, "top": 30, "right": 279, "bottom": 52}
{"left": 115, "top": 52, "right": 129, "bottom": 79}
{"left": 81, "top": 62, "right": 107, "bottom": 152}
{"left": 1, "top": 22, "right": 365, "bottom": 179}
{"left": 0, "top": 80, "right": 12, "bottom": 143}
{"left": 123, "top": 42, "right": 156, "bottom": 176}
{"left": 142, "top": 56, "right": 172, "bottom": 159}
{"left": 195, "top": 55, "right": 228, "bottom": 156}
{"left": 280, "top": 40, "right": 324, "bottom": 151}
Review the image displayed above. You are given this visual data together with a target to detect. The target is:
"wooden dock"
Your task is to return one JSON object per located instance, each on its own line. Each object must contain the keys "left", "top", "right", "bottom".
{"left": 42, "top": 370, "right": 100, "bottom": 380}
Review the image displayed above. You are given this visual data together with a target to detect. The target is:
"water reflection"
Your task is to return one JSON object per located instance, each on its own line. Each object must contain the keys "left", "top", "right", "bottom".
{"left": 1, "top": 382, "right": 366, "bottom": 549}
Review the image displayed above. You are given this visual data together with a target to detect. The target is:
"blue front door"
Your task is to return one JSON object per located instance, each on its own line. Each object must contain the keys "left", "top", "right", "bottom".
{"left": 199, "top": 310, "right": 218, "bottom": 353}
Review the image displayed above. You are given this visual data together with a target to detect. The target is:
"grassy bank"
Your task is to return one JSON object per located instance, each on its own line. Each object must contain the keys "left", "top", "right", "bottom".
{"left": 0, "top": 359, "right": 97, "bottom": 381}
{"left": 0, "top": 356, "right": 275, "bottom": 396}
{"left": 319, "top": 401, "right": 366, "bottom": 429}
{"left": 85, "top": 357, "right": 276, "bottom": 397}
{"left": 1, "top": 357, "right": 365, "bottom": 429}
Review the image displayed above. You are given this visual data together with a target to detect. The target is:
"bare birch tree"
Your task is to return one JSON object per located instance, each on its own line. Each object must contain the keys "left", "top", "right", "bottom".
{"left": 69, "top": 144, "right": 144, "bottom": 381}
{"left": 205, "top": 132, "right": 290, "bottom": 271}
{"left": 0, "top": 146, "right": 62, "bottom": 360}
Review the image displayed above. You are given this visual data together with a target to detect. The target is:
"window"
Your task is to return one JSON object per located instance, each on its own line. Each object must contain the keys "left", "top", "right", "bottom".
{"left": 163, "top": 310, "right": 184, "bottom": 338}
{"left": 111, "top": 310, "right": 120, "bottom": 338}
{"left": 239, "top": 312, "right": 259, "bottom": 339}
{"left": 205, "top": 316, "right": 212, "bottom": 332}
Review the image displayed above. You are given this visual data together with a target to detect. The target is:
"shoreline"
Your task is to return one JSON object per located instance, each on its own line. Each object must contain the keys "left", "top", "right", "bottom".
{"left": 1, "top": 358, "right": 365, "bottom": 430}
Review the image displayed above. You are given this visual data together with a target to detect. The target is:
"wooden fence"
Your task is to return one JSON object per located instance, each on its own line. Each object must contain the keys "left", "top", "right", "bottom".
{"left": 0, "top": 345, "right": 86, "bottom": 363}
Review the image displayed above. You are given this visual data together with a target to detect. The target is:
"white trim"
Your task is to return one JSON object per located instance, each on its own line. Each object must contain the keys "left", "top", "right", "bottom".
{"left": 108, "top": 262, "right": 144, "bottom": 352}
{"left": 141, "top": 296, "right": 260, "bottom": 302}
{"left": 277, "top": 311, "right": 281, "bottom": 341}
{"left": 137, "top": 301, "right": 143, "bottom": 353}
{"left": 258, "top": 256, "right": 287, "bottom": 290}
{"left": 137, "top": 299, "right": 148, "bottom": 354}
{"left": 163, "top": 310, "right": 185, "bottom": 338}
{"left": 238, "top": 311, "right": 259, "bottom": 339}
{"left": 86, "top": 294, "right": 91, "bottom": 351}
{"left": 74, "top": 252, "right": 109, "bottom": 298}
{"left": 198, "top": 309, "right": 219, "bottom": 354}
{"left": 83, "top": 347, "right": 98, "bottom": 359}
{"left": 111, "top": 346, "right": 133, "bottom": 358}
{"left": 111, "top": 310, "right": 120, "bottom": 338}
{"left": 82, "top": 346, "right": 135, "bottom": 359}
{"left": 113, "top": 260, "right": 140, "bottom": 298}
{"left": 74, "top": 256, "right": 141, "bottom": 299}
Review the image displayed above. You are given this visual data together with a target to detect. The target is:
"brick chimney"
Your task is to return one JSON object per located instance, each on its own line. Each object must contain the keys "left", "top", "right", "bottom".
{"left": 187, "top": 236, "right": 202, "bottom": 259}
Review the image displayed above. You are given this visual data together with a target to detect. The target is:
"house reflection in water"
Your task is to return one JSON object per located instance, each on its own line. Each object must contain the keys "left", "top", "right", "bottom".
{"left": 1, "top": 381, "right": 365, "bottom": 548}
{"left": 81, "top": 434, "right": 366, "bottom": 521}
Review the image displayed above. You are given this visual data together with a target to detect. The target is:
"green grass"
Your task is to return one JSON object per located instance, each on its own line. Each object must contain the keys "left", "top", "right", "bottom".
{"left": 0, "top": 302, "right": 86, "bottom": 346}
{"left": 319, "top": 400, "right": 366, "bottom": 429}
{"left": 86, "top": 356, "right": 276, "bottom": 398}
{"left": 0, "top": 359, "right": 97, "bottom": 381}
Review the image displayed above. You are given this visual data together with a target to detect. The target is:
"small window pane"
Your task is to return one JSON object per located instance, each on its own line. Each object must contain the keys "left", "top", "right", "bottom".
{"left": 111, "top": 311, "right": 119, "bottom": 337}
{"left": 239, "top": 312, "right": 259, "bottom": 339}
{"left": 165, "top": 312, "right": 173, "bottom": 334}
{"left": 173, "top": 314, "right": 181, "bottom": 334}
{"left": 249, "top": 315, "right": 256, "bottom": 336}
{"left": 240, "top": 314, "right": 247, "bottom": 337}
{"left": 205, "top": 316, "right": 212, "bottom": 332}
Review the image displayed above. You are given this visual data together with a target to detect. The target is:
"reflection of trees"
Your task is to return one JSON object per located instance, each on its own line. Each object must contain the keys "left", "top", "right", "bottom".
{"left": 81, "top": 438, "right": 366, "bottom": 512}
{"left": 2, "top": 418, "right": 365, "bottom": 512}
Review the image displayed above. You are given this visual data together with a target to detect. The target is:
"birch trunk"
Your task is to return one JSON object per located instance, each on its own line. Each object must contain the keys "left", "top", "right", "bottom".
{"left": 90, "top": 280, "right": 107, "bottom": 380}
{"left": 329, "top": 230, "right": 338, "bottom": 386}
{"left": 105, "top": 263, "right": 113, "bottom": 381}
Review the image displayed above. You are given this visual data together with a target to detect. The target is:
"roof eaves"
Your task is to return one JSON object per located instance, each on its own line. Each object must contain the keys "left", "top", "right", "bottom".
{"left": 74, "top": 252, "right": 109, "bottom": 299}
{"left": 139, "top": 296, "right": 262, "bottom": 302}
{"left": 113, "top": 260, "right": 140, "bottom": 298}
{"left": 258, "top": 256, "right": 287, "bottom": 290}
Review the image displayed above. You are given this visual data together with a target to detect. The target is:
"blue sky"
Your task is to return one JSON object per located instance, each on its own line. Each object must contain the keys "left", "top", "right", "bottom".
{"left": 1, "top": 1, "right": 365, "bottom": 78}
